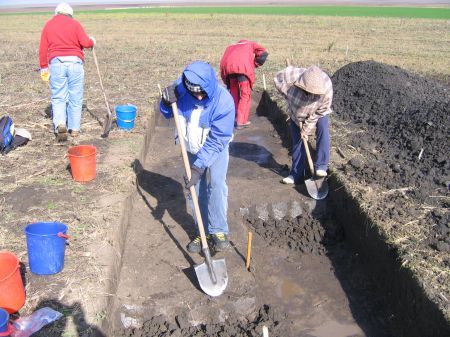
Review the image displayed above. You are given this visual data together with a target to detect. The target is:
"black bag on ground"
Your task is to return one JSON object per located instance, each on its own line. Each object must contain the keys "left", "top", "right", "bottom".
{"left": 0, "top": 115, "right": 15, "bottom": 155}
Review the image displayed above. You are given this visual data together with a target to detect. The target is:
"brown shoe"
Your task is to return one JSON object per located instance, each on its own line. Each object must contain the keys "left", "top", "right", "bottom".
{"left": 56, "top": 124, "right": 67, "bottom": 142}
{"left": 70, "top": 130, "right": 79, "bottom": 138}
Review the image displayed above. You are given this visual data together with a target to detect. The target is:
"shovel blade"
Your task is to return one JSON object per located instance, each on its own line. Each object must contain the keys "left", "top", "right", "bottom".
{"left": 194, "top": 258, "right": 228, "bottom": 297}
{"left": 304, "top": 177, "right": 329, "bottom": 200}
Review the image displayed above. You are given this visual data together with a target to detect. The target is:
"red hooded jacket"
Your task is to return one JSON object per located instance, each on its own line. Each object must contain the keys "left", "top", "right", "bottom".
{"left": 220, "top": 40, "right": 267, "bottom": 88}
{"left": 39, "top": 14, "right": 94, "bottom": 68}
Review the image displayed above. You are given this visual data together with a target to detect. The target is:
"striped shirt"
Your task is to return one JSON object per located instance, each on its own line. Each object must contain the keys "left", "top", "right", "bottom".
{"left": 274, "top": 66, "right": 333, "bottom": 135}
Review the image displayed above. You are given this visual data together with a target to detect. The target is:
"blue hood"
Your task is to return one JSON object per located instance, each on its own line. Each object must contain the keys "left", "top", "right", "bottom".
{"left": 182, "top": 61, "right": 218, "bottom": 100}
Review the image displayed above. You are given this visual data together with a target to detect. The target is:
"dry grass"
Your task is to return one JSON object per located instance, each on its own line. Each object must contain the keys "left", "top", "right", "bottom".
{"left": 0, "top": 11, "right": 449, "bottom": 333}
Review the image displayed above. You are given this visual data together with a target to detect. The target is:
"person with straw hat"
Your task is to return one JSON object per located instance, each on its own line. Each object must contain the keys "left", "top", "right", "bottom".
{"left": 274, "top": 65, "right": 333, "bottom": 184}
{"left": 39, "top": 2, "right": 95, "bottom": 141}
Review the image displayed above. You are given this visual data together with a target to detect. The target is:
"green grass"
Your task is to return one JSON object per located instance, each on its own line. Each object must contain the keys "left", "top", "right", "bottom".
{"left": 2, "top": 6, "right": 450, "bottom": 19}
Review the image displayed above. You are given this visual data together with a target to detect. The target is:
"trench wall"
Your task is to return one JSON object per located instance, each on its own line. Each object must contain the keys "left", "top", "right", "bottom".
{"left": 260, "top": 90, "right": 449, "bottom": 336}
{"left": 329, "top": 175, "right": 450, "bottom": 337}
{"left": 100, "top": 105, "right": 157, "bottom": 336}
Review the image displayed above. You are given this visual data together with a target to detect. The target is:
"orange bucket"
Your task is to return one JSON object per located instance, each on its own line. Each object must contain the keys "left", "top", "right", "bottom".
{"left": 0, "top": 251, "right": 26, "bottom": 313}
{"left": 67, "top": 145, "right": 97, "bottom": 182}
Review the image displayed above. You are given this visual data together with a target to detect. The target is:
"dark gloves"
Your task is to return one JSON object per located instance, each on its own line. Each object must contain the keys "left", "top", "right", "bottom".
{"left": 255, "top": 51, "right": 268, "bottom": 67}
{"left": 184, "top": 165, "right": 205, "bottom": 189}
{"left": 162, "top": 83, "right": 178, "bottom": 106}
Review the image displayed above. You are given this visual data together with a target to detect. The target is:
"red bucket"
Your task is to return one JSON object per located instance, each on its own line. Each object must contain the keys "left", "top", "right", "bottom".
{"left": 67, "top": 145, "right": 96, "bottom": 182}
{"left": 0, "top": 252, "right": 26, "bottom": 314}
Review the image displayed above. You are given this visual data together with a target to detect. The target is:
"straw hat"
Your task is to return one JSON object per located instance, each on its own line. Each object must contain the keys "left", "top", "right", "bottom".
{"left": 55, "top": 3, "right": 73, "bottom": 17}
{"left": 294, "top": 65, "right": 328, "bottom": 95}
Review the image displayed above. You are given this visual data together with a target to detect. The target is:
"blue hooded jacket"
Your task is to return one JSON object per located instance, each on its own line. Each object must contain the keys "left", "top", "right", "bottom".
{"left": 160, "top": 61, "right": 235, "bottom": 169}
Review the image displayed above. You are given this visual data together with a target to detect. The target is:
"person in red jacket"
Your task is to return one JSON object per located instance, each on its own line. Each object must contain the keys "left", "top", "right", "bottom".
{"left": 220, "top": 40, "right": 268, "bottom": 129}
{"left": 39, "top": 2, "right": 95, "bottom": 141}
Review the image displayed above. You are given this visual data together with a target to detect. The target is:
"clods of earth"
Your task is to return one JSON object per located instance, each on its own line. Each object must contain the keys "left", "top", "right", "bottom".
{"left": 332, "top": 61, "right": 449, "bottom": 252}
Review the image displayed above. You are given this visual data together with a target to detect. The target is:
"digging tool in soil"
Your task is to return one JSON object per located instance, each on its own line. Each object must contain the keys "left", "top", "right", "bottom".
{"left": 92, "top": 48, "right": 113, "bottom": 138}
{"left": 303, "top": 136, "right": 329, "bottom": 200}
{"left": 171, "top": 102, "right": 228, "bottom": 297}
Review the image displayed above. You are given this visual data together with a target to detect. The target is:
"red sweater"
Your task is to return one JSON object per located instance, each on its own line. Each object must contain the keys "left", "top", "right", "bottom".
{"left": 220, "top": 40, "right": 267, "bottom": 87}
{"left": 39, "top": 14, "right": 94, "bottom": 68}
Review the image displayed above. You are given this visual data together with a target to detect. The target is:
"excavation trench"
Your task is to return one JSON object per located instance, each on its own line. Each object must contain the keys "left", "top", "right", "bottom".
{"left": 103, "top": 97, "right": 399, "bottom": 337}
{"left": 106, "top": 62, "right": 449, "bottom": 337}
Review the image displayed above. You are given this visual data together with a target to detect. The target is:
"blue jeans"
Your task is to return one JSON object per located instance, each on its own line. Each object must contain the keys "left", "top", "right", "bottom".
{"left": 49, "top": 57, "right": 84, "bottom": 132}
{"left": 289, "top": 116, "right": 330, "bottom": 182}
{"left": 187, "top": 145, "right": 229, "bottom": 235}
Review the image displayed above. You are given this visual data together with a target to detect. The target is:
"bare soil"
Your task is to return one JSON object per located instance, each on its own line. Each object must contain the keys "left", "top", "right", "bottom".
{"left": 111, "top": 94, "right": 401, "bottom": 337}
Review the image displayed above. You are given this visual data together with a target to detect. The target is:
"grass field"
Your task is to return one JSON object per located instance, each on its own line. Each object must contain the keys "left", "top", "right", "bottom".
{"left": 2, "top": 6, "right": 450, "bottom": 19}
{"left": 0, "top": 10, "right": 449, "bottom": 334}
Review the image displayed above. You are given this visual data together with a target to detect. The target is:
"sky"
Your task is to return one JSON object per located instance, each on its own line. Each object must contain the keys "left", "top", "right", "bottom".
{"left": 0, "top": 0, "right": 447, "bottom": 7}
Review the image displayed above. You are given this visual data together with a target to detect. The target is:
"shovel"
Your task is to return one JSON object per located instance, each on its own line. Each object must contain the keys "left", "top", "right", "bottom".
{"left": 302, "top": 136, "right": 329, "bottom": 200}
{"left": 171, "top": 102, "right": 228, "bottom": 297}
{"left": 92, "top": 48, "right": 113, "bottom": 138}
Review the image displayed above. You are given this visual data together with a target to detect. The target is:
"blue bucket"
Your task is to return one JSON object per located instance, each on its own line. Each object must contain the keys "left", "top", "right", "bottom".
{"left": 24, "top": 222, "right": 69, "bottom": 275}
{"left": 115, "top": 105, "right": 137, "bottom": 130}
{"left": 0, "top": 308, "right": 9, "bottom": 333}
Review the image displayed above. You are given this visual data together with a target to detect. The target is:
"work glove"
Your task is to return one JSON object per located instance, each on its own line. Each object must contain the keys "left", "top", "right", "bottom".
{"left": 40, "top": 68, "right": 49, "bottom": 82}
{"left": 184, "top": 165, "right": 205, "bottom": 189}
{"left": 90, "top": 36, "right": 96, "bottom": 47}
{"left": 162, "top": 83, "right": 178, "bottom": 106}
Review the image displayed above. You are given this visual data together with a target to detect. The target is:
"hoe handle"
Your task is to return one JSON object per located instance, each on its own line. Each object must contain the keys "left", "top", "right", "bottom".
{"left": 92, "top": 48, "right": 112, "bottom": 119}
{"left": 171, "top": 103, "right": 209, "bottom": 250}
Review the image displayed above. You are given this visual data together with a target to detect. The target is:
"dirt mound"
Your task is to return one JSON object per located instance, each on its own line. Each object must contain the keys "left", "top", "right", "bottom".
{"left": 117, "top": 305, "right": 289, "bottom": 337}
{"left": 246, "top": 214, "right": 343, "bottom": 255}
{"left": 332, "top": 60, "right": 449, "bottom": 194}
{"left": 331, "top": 61, "right": 450, "bottom": 250}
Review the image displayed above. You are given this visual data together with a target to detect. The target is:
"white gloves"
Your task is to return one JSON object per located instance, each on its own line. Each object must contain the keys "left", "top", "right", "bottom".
{"left": 90, "top": 36, "right": 96, "bottom": 46}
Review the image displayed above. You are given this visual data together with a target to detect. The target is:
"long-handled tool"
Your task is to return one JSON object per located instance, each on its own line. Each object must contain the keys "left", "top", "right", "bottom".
{"left": 171, "top": 102, "right": 228, "bottom": 297}
{"left": 302, "top": 136, "right": 329, "bottom": 200}
{"left": 92, "top": 48, "right": 113, "bottom": 138}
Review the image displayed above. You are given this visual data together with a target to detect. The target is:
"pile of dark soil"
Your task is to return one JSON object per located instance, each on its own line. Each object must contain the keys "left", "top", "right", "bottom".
{"left": 246, "top": 214, "right": 343, "bottom": 255}
{"left": 117, "top": 305, "right": 289, "bottom": 337}
{"left": 331, "top": 61, "right": 449, "bottom": 250}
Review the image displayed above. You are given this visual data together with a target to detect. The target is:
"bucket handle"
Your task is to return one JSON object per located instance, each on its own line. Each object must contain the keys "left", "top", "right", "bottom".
{"left": 57, "top": 232, "right": 70, "bottom": 240}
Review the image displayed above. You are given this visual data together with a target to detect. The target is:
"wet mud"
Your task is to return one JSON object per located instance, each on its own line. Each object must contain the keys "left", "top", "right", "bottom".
{"left": 116, "top": 305, "right": 289, "bottom": 337}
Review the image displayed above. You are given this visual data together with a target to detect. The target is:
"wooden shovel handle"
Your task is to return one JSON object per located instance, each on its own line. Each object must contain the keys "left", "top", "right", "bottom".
{"left": 171, "top": 102, "right": 209, "bottom": 249}
{"left": 303, "top": 137, "right": 315, "bottom": 175}
{"left": 300, "top": 122, "right": 315, "bottom": 175}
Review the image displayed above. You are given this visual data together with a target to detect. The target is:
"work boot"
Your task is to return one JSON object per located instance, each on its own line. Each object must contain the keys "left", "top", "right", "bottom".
{"left": 56, "top": 124, "right": 67, "bottom": 142}
{"left": 211, "top": 233, "right": 230, "bottom": 251}
{"left": 187, "top": 235, "right": 211, "bottom": 254}
{"left": 315, "top": 169, "right": 328, "bottom": 177}
{"left": 235, "top": 121, "right": 251, "bottom": 130}
{"left": 281, "top": 175, "right": 295, "bottom": 184}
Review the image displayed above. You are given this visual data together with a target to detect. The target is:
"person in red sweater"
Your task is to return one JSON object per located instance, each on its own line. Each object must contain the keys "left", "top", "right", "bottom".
{"left": 220, "top": 40, "right": 268, "bottom": 129}
{"left": 39, "top": 3, "right": 95, "bottom": 141}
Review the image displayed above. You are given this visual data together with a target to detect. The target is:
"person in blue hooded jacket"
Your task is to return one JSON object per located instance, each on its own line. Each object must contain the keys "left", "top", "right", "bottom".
{"left": 160, "top": 61, "right": 235, "bottom": 253}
